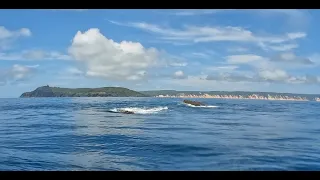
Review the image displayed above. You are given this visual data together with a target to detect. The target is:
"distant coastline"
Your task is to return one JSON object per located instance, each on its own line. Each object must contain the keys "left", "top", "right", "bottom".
{"left": 142, "top": 90, "right": 320, "bottom": 102}
{"left": 20, "top": 86, "right": 320, "bottom": 102}
{"left": 155, "top": 94, "right": 311, "bottom": 102}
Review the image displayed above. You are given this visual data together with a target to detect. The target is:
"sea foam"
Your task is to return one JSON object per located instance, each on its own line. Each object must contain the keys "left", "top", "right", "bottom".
{"left": 109, "top": 106, "right": 168, "bottom": 114}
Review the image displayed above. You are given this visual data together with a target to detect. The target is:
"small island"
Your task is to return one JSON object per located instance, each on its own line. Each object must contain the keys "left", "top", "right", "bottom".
{"left": 20, "top": 85, "right": 148, "bottom": 98}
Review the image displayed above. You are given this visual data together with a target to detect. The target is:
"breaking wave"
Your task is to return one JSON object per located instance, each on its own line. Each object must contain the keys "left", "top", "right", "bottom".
{"left": 109, "top": 106, "right": 168, "bottom": 114}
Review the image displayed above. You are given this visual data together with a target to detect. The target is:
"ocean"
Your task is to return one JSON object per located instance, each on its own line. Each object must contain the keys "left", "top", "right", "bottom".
{"left": 0, "top": 97, "right": 320, "bottom": 171}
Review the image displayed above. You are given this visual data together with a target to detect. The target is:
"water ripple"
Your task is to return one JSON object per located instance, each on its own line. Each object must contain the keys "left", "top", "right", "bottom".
{"left": 0, "top": 97, "right": 320, "bottom": 170}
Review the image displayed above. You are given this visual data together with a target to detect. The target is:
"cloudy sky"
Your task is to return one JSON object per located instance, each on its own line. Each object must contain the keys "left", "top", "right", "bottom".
{"left": 1, "top": 9, "right": 320, "bottom": 97}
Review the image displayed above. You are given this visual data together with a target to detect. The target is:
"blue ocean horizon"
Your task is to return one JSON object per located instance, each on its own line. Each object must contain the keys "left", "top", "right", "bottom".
{"left": 1, "top": 97, "right": 319, "bottom": 170}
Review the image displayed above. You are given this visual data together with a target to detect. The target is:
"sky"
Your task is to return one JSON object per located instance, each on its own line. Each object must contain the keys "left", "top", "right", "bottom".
{"left": 1, "top": 9, "right": 320, "bottom": 97}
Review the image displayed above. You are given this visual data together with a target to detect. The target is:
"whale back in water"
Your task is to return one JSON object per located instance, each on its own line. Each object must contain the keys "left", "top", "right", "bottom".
{"left": 183, "top": 100, "right": 206, "bottom": 106}
{"left": 119, "top": 110, "right": 135, "bottom": 114}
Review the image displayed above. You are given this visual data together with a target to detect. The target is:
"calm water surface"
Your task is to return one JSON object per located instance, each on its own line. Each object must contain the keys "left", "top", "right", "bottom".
{"left": 0, "top": 97, "right": 320, "bottom": 170}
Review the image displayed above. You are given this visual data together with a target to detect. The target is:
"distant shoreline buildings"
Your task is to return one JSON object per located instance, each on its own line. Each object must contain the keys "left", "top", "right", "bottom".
{"left": 155, "top": 93, "right": 320, "bottom": 102}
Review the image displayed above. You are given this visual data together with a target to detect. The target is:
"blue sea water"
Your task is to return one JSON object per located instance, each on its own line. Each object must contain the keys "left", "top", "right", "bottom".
{"left": 1, "top": 97, "right": 320, "bottom": 171}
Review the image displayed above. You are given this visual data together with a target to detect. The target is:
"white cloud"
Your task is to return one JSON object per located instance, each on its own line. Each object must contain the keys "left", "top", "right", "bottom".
{"left": 10, "top": 64, "right": 36, "bottom": 81}
{"left": 22, "top": 50, "right": 46, "bottom": 59}
{"left": 180, "top": 50, "right": 219, "bottom": 61}
{"left": 226, "top": 54, "right": 264, "bottom": 64}
{"left": 0, "top": 26, "right": 31, "bottom": 40}
{"left": 308, "top": 54, "right": 320, "bottom": 66}
{"left": 227, "top": 47, "right": 248, "bottom": 53}
{"left": 24, "top": 50, "right": 71, "bottom": 60}
{"left": 20, "top": 28, "right": 32, "bottom": 37}
{"left": 223, "top": 51, "right": 314, "bottom": 76}
{"left": 257, "top": 10, "right": 310, "bottom": 29}
{"left": 173, "top": 70, "right": 187, "bottom": 79}
{"left": 149, "top": 39, "right": 192, "bottom": 46}
{"left": 0, "top": 71, "right": 7, "bottom": 85}
{"left": 0, "top": 26, "right": 31, "bottom": 50}
{"left": 110, "top": 21, "right": 306, "bottom": 51}
{"left": 266, "top": 43, "right": 299, "bottom": 51}
{"left": 166, "top": 75, "right": 263, "bottom": 92}
{"left": 26, "top": 64, "right": 40, "bottom": 68}
{"left": 164, "top": 74, "right": 319, "bottom": 93}
{"left": 206, "top": 65, "right": 239, "bottom": 72}
{"left": 65, "top": 67, "right": 84, "bottom": 76}
{"left": 270, "top": 52, "right": 314, "bottom": 65}
{"left": 190, "top": 52, "right": 210, "bottom": 59}
{"left": 168, "top": 9, "right": 309, "bottom": 22}
{"left": 205, "top": 51, "right": 320, "bottom": 85}
{"left": 68, "top": 28, "right": 160, "bottom": 81}
{"left": 188, "top": 10, "right": 309, "bottom": 30}
{"left": 289, "top": 75, "right": 320, "bottom": 84}
{"left": 167, "top": 75, "right": 210, "bottom": 88}
{"left": 159, "top": 53, "right": 189, "bottom": 67}
{"left": 0, "top": 50, "right": 71, "bottom": 61}
{"left": 54, "top": 67, "right": 85, "bottom": 82}
{"left": 258, "top": 69, "right": 289, "bottom": 82}
{"left": 259, "top": 69, "right": 320, "bottom": 84}
{"left": 169, "top": 9, "right": 225, "bottom": 16}
{"left": 0, "top": 27, "right": 70, "bottom": 62}
{"left": 204, "top": 51, "right": 317, "bottom": 84}
{"left": 260, "top": 9, "right": 307, "bottom": 19}
{"left": 287, "top": 32, "right": 306, "bottom": 39}
{"left": 205, "top": 68, "right": 319, "bottom": 85}
{"left": 0, "top": 64, "right": 38, "bottom": 85}
{"left": 169, "top": 62, "right": 188, "bottom": 67}
{"left": 206, "top": 72, "right": 255, "bottom": 82}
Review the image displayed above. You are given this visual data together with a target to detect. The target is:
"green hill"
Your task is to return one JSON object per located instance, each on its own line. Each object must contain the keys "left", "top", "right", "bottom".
{"left": 20, "top": 85, "right": 148, "bottom": 98}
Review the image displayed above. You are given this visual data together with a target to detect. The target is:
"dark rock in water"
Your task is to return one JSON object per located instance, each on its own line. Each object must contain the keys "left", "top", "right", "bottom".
{"left": 183, "top": 100, "right": 206, "bottom": 106}
{"left": 119, "top": 110, "right": 135, "bottom": 114}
